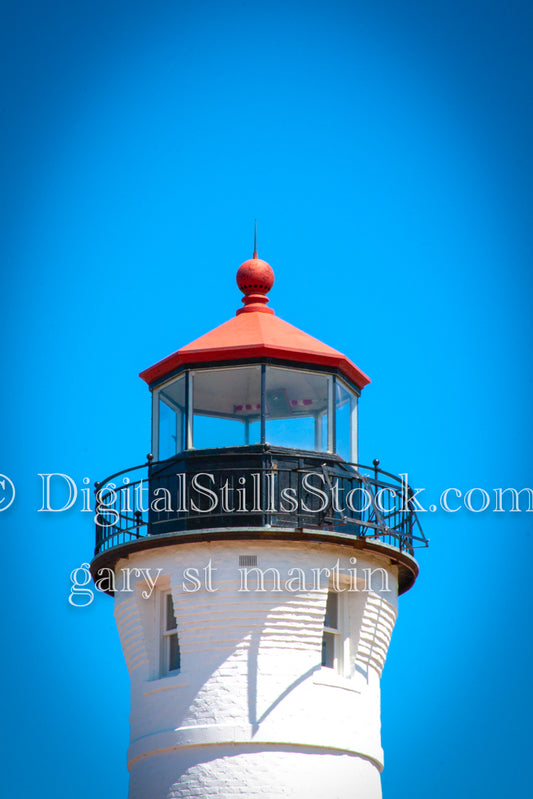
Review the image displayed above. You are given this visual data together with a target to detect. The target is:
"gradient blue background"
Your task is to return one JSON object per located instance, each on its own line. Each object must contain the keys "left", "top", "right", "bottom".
{"left": 1, "top": 1, "right": 532, "bottom": 796}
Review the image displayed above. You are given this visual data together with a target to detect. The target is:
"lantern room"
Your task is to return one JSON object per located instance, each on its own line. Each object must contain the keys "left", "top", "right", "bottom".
{"left": 141, "top": 251, "right": 369, "bottom": 464}
{"left": 151, "top": 364, "right": 361, "bottom": 461}
{"left": 92, "top": 243, "right": 427, "bottom": 594}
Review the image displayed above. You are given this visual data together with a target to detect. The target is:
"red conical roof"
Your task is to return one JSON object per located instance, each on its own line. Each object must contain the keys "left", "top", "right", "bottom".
{"left": 140, "top": 252, "right": 370, "bottom": 390}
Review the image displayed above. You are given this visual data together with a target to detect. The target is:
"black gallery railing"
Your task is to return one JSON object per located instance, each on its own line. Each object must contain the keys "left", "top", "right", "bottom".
{"left": 94, "top": 447, "right": 428, "bottom": 557}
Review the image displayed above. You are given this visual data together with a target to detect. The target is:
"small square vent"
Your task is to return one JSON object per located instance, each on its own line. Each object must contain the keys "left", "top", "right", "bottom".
{"left": 239, "top": 555, "right": 257, "bottom": 567}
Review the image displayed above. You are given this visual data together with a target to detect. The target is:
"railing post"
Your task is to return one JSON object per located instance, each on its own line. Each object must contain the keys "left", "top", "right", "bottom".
{"left": 94, "top": 481, "right": 101, "bottom": 553}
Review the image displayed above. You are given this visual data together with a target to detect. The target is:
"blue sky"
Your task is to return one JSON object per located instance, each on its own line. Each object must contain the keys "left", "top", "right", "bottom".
{"left": 1, "top": 1, "right": 532, "bottom": 796}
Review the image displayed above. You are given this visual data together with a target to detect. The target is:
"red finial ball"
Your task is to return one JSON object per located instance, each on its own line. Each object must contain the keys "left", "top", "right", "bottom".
{"left": 236, "top": 258, "right": 275, "bottom": 296}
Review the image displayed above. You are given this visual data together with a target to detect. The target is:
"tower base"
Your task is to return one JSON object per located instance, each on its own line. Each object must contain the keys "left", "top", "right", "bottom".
{"left": 129, "top": 745, "right": 382, "bottom": 799}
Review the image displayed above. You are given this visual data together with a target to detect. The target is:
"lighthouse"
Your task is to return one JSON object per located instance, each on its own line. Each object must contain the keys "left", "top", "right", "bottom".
{"left": 91, "top": 241, "right": 426, "bottom": 799}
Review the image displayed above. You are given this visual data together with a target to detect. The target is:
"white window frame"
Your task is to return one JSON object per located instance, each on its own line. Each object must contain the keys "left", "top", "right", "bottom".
{"left": 322, "top": 589, "right": 350, "bottom": 677}
{"left": 160, "top": 590, "right": 180, "bottom": 677}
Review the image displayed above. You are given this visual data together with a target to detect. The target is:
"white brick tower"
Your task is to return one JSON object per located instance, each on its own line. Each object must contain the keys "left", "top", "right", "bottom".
{"left": 91, "top": 242, "right": 426, "bottom": 799}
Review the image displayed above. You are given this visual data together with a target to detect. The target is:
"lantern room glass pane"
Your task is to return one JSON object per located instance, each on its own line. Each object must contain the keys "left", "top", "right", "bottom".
{"left": 158, "top": 375, "right": 186, "bottom": 460}
{"left": 193, "top": 366, "right": 261, "bottom": 449}
{"left": 335, "top": 379, "right": 358, "bottom": 463}
{"left": 265, "top": 367, "right": 331, "bottom": 452}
